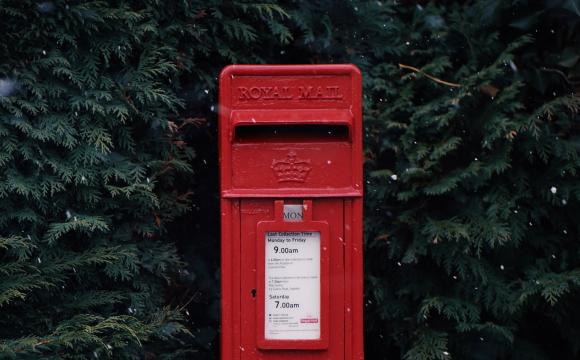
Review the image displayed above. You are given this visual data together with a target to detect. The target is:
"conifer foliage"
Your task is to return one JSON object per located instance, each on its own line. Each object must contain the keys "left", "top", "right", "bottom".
{"left": 0, "top": 0, "right": 290, "bottom": 358}
{"left": 348, "top": 2, "right": 580, "bottom": 359}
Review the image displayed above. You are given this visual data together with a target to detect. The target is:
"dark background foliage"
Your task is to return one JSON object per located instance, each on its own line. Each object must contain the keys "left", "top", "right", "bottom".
{"left": 1, "top": 0, "right": 580, "bottom": 359}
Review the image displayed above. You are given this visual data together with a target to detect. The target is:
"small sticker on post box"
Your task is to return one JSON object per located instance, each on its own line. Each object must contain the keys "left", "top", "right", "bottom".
{"left": 265, "top": 231, "right": 320, "bottom": 340}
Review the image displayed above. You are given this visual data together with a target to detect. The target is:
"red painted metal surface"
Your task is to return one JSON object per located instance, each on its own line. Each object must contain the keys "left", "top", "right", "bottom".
{"left": 220, "top": 64, "right": 364, "bottom": 360}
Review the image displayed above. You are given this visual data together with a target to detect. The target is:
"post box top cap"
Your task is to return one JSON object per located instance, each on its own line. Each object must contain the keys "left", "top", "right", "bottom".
{"left": 220, "top": 64, "right": 361, "bottom": 79}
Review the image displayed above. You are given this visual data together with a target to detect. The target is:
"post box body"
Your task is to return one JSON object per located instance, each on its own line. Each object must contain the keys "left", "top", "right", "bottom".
{"left": 220, "top": 65, "right": 363, "bottom": 360}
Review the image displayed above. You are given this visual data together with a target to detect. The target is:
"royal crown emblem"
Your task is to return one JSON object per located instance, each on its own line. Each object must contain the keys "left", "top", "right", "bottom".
{"left": 271, "top": 151, "right": 312, "bottom": 183}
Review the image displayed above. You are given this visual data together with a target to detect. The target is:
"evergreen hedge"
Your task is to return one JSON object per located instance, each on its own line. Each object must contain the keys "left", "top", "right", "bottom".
{"left": 0, "top": 1, "right": 289, "bottom": 358}
{"left": 1, "top": 1, "right": 580, "bottom": 359}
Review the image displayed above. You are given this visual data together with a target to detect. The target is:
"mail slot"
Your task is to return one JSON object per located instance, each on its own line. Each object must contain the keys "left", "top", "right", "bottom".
{"left": 219, "top": 64, "right": 364, "bottom": 360}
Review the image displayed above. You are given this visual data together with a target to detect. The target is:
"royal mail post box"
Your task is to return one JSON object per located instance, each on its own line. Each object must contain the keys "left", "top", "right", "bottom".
{"left": 219, "top": 65, "right": 363, "bottom": 360}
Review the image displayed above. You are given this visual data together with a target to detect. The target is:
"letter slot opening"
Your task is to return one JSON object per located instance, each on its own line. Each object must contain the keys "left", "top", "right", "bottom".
{"left": 234, "top": 124, "right": 350, "bottom": 142}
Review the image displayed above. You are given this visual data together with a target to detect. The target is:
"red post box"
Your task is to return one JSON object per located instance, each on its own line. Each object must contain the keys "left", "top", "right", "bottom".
{"left": 219, "top": 65, "right": 363, "bottom": 360}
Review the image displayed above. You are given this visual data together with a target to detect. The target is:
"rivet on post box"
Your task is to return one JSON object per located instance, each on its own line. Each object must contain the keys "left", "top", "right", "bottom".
{"left": 219, "top": 65, "right": 364, "bottom": 360}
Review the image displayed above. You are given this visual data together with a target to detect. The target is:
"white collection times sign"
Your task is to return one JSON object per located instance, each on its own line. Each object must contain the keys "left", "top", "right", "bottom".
{"left": 264, "top": 231, "right": 321, "bottom": 340}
